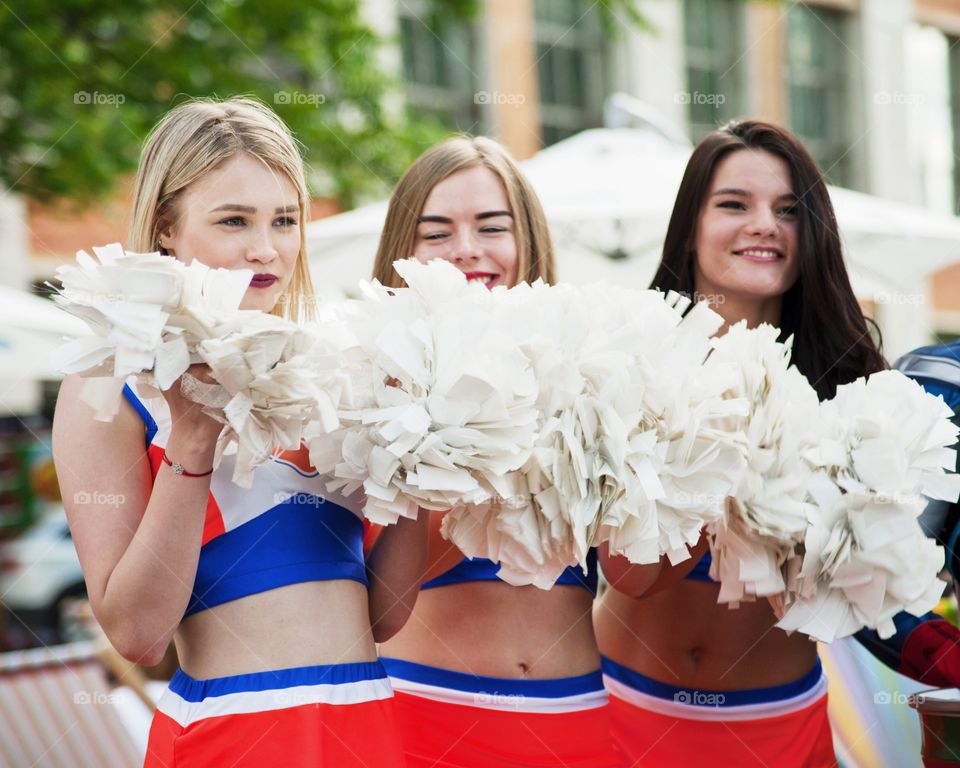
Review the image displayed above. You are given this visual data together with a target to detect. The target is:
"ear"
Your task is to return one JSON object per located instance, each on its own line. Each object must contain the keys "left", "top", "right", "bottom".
{"left": 157, "top": 223, "right": 175, "bottom": 253}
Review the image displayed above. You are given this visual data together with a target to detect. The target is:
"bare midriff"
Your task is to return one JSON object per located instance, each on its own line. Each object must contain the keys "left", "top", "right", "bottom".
{"left": 175, "top": 580, "right": 377, "bottom": 679}
{"left": 595, "top": 580, "right": 817, "bottom": 691}
{"left": 379, "top": 581, "right": 600, "bottom": 679}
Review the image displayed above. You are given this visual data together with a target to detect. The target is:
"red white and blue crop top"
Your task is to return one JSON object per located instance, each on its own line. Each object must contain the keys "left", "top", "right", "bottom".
{"left": 421, "top": 550, "right": 599, "bottom": 595}
{"left": 122, "top": 380, "right": 367, "bottom": 616}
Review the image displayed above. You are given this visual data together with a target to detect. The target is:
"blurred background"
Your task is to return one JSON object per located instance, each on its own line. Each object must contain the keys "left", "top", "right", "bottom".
{"left": 2, "top": 1, "right": 960, "bottom": 765}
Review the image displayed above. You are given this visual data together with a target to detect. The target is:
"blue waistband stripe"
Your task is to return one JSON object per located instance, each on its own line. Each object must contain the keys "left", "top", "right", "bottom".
{"left": 381, "top": 657, "right": 604, "bottom": 697}
{"left": 600, "top": 656, "right": 823, "bottom": 707}
{"left": 170, "top": 660, "right": 388, "bottom": 701}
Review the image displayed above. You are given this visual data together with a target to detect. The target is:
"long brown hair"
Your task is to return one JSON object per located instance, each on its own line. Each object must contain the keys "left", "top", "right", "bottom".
{"left": 371, "top": 135, "right": 555, "bottom": 287}
{"left": 651, "top": 119, "right": 885, "bottom": 399}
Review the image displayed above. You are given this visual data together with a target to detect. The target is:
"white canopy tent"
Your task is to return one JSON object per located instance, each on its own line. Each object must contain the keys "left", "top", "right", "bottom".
{"left": 307, "top": 127, "right": 960, "bottom": 359}
{"left": 0, "top": 287, "right": 87, "bottom": 415}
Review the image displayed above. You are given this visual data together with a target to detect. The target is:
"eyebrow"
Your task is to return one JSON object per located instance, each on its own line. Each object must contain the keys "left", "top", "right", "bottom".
{"left": 416, "top": 210, "right": 513, "bottom": 224}
{"left": 711, "top": 188, "right": 797, "bottom": 201}
{"left": 209, "top": 204, "right": 299, "bottom": 214}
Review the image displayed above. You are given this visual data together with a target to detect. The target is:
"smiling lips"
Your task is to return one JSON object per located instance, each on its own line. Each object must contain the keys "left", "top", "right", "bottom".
{"left": 250, "top": 273, "right": 278, "bottom": 288}
{"left": 733, "top": 247, "right": 784, "bottom": 263}
{"left": 463, "top": 271, "right": 500, "bottom": 288}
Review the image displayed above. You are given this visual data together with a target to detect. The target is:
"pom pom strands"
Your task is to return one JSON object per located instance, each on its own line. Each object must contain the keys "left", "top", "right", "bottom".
{"left": 50, "top": 244, "right": 251, "bottom": 419}
{"left": 51, "top": 244, "right": 342, "bottom": 486}
{"left": 703, "top": 322, "right": 822, "bottom": 606}
{"left": 776, "top": 370, "right": 960, "bottom": 642}
{"left": 308, "top": 259, "right": 541, "bottom": 527}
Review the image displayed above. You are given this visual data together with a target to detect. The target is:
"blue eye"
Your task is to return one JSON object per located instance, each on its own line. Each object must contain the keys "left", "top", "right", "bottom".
{"left": 275, "top": 216, "right": 298, "bottom": 227}
{"left": 219, "top": 216, "right": 245, "bottom": 226}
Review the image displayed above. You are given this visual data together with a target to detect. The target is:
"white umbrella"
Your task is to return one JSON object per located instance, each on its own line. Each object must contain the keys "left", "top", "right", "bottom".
{"left": 0, "top": 287, "right": 87, "bottom": 415}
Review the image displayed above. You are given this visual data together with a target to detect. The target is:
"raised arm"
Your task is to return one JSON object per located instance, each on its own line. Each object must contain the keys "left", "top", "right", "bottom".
{"left": 365, "top": 510, "right": 466, "bottom": 642}
{"left": 53, "top": 373, "right": 221, "bottom": 665}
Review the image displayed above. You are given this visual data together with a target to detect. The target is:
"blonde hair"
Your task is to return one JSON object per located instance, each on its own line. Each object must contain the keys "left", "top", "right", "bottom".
{"left": 128, "top": 96, "right": 315, "bottom": 321}
{"left": 371, "top": 135, "right": 555, "bottom": 288}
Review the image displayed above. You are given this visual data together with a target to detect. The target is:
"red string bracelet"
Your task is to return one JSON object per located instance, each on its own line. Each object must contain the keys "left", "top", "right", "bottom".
{"left": 161, "top": 451, "right": 214, "bottom": 477}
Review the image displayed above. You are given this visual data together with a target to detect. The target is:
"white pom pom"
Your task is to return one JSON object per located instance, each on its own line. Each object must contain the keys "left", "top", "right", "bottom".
{"left": 777, "top": 370, "right": 957, "bottom": 641}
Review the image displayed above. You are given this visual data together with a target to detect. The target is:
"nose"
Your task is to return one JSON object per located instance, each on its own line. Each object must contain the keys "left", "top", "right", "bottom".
{"left": 244, "top": 225, "right": 279, "bottom": 264}
{"left": 746, "top": 205, "right": 780, "bottom": 237}
{"left": 446, "top": 228, "right": 482, "bottom": 264}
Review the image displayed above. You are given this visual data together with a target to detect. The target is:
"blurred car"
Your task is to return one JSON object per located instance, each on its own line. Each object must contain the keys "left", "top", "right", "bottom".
{"left": 0, "top": 503, "right": 87, "bottom": 643}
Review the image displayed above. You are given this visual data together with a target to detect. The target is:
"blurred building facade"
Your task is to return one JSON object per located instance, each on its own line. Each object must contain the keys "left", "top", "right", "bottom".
{"left": 367, "top": 0, "right": 960, "bottom": 337}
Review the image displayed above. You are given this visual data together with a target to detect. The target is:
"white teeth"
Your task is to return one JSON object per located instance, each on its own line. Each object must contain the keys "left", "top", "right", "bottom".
{"left": 739, "top": 250, "right": 780, "bottom": 260}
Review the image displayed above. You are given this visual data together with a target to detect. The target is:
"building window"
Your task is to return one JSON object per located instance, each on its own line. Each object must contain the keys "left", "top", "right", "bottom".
{"left": 534, "top": 0, "right": 607, "bottom": 146}
{"left": 948, "top": 36, "right": 960, "bottom": 214}
{"left": 682, "top": 0, "right": 746, "bottom": 140}
{"left": 398, "top": 2, "right": 482, "bottom": 132}
{"left": 786, "top": 4, "right": 857, "bottom": 187}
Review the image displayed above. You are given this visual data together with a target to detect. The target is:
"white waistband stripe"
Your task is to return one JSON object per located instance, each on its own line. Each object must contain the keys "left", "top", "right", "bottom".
{"left": 157, "top": 677, "right": 394, "bottom": 727}
{"left": 388, "top": 676, "right": 609, "bottom": 714}
{"left": 602, "top": 673, "right": 828, "bottom": 722}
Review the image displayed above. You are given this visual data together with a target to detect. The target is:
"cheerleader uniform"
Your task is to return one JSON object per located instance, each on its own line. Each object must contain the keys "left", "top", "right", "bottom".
{"left": 121, "top": 382, "right": 406, "bottom": 768}
{"left": 601, "top": 551, "right": 835, "bottom": 768}
{"left": 381, "top": 550, "right": 627, "bottom": 768}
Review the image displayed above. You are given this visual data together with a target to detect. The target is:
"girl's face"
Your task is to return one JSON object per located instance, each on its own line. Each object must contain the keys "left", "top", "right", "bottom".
{"left": 159, "top": 153, "right": 301, "bottom": 312}
{"left": 411, "top": 166, "right": 520, "bottom": 289}
{"left": 693, "top": 148, "right": 801, "bottom": 306}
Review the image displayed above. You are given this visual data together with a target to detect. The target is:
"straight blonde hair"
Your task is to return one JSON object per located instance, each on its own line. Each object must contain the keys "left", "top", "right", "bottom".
{"left": 371, "top": 136, "right": 556, "bottom": 287}
{"left": 128, "top": 97, "right": 315, "bottom": 321}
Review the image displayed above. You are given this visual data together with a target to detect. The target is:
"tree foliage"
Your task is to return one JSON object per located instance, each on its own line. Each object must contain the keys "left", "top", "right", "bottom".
{"left": 0, "top": 0, "right": 650, "bottom": 207}
{"left": 0, "top": 0, "right": 444, "bottom": 207}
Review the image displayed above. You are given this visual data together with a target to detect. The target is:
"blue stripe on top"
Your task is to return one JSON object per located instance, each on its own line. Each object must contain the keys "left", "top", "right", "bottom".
{"left": 381, "top": 657, "right": 604, "bottom": 698}
{"left": 186, "top": 497, "right": 367, "bottom": 616}
{"left": 684, "top": 550, "right": 715, "bottom": 582}
{"left": 122, "top": 381, "right": 368, "bottom": 617}
{"left": 600, "top": 655, "right": 823, "bottom": 706}
{"left": 421, "top": 548, "right": 599, "bottom": 594}
{"left": 170, "top": 660, "right": 388, "bottom": 701}
{"left": 122, "top": 383, "right": 158, "bottom": 446}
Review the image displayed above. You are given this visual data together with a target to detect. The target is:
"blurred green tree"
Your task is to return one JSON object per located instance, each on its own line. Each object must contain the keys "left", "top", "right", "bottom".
{"left": 0, "top": 0, "right": 647, "bottom": 207}
{"left": 0, "top": 0, "right": 445, "bottom": 207}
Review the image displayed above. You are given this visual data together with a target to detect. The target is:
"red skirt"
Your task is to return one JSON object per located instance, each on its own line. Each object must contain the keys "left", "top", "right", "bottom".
{"left": 382, "top": 657, "right": 626, "bottom": 768}
{"left": 144, "top": 660, "right": 406, "bottom": 767}
{"left": 602, "top": 655, "right": 835, "bottom": 767}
